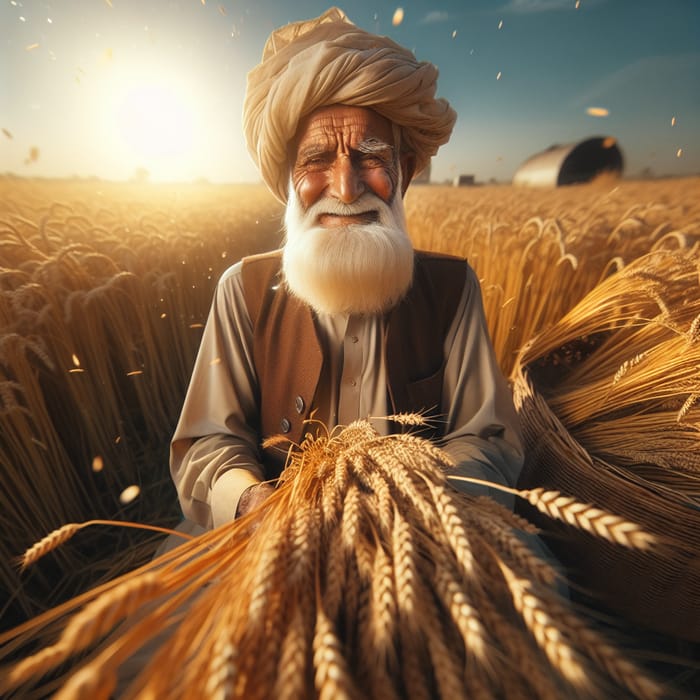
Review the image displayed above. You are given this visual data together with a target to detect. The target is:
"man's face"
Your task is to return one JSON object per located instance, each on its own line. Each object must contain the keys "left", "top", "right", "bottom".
{"left": 291, "top": 105, "right": 406, "bottom": 220}
{"left": 282, "top": 104, "right": 416, "bottom": 316}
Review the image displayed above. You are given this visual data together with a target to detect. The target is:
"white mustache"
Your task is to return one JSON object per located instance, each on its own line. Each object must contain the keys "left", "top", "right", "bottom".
{"left": 304, "top": 193, "right": 390, "bottom": 221}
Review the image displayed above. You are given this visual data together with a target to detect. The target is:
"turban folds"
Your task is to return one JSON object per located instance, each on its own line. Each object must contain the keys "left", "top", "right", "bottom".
{"left": 243, "top": 7, "right": 457, "bottom": 203}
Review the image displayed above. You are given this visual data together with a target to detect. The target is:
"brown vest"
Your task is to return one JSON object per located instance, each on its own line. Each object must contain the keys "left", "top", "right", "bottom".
{"left": 241, "top": 249, "right": 467, "bottom": 475}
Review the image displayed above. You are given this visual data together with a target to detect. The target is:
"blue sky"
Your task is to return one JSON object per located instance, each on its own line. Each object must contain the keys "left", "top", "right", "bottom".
{"left": 1, "top": 0, "right": 698, "bottom": 183}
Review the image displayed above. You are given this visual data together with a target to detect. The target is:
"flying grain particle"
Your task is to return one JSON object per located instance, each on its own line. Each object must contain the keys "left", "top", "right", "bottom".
{"left": 392, "top": 7, "right": 404, "bottom": 26}
{"left": 676, "top": 148, "right": 683, "bottom": 158}
{"left": 190, "top": 323, "right": 204, "bottom": 329}
{"left": 219, "top": 4, "right": 226, "bottom": 15}
{"left": 92, "top": 456, "right": 104, "bottom": 472}
{"left": 72, "top": 354, "right": 81, "bottom": 367}
{"left": 25, "top": 146, "right": 40, "bottom": 163}
{"left": 671, "top": 116, "right": 676, "bottom": 126}
{"left": 586, "top": 106, "right": 609, "bottom": 117}
{"left": 126, "top": 370, "right": 143, "bottom": 377}
{"left": 115, "top": 436, "right": 121, "bottom": 444}
{"left": 105, "top": 0, "right": 112, "bottom": 7}
{"left": 160, "top": 313, "right": 167, "bottom": 319}
{"left": 496, "top": 71, "right": 502, "bottom": 80}
{"left": 120, "top": 485, "right": 140, "bottom": 505}
{"left": 47, "top": 18, "right": 52, "bottom": 24}
{"left": 25, "top": 43, "right": 39, "bottom": 50}
{"left": 498, "top": 19, "right": 503, "bottom": 29}
{"left": 452, "top": 30, "right": 457, "bottom": 38}
{"left": 602, "top": 136, "right": 617, "bottom": 148}
{"left": 19, "top": 16, "right": 26, "bottom": 22}
{"left": 2, "top": 128, "right": 12, "bottom": 139}
{"left": 210, "top": 357, "right": 222, "bottom": 366}
{"left": 575, "top": 0, "right": 581, "bottom": 8}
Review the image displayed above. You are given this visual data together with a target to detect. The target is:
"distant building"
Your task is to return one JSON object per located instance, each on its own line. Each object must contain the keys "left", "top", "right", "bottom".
{"left": 453, "top": 174, "right": 475, "bottom": 187}
{"left": 513, "top": 136, "right": 624, "bottom": 187}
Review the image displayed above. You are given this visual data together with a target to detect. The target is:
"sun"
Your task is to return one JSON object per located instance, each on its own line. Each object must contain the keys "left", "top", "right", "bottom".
{"left": 116, "top": 81, "right": 195, "bottom": 162}
{"left": 100, "top": 65, "right": 203, "bottom": 181}
{"left": 113, "top": 78, "right": 197, "bottom": 180}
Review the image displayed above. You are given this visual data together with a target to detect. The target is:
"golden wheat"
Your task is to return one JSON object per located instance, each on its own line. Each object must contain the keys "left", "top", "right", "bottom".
{"left": 1, "top": 420, "right": 670, "bottom": 699}
{"left": 3, "top": 177, "right": 699, "bottom": 694}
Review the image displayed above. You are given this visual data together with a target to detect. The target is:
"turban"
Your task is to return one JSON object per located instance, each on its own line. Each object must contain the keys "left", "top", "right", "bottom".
{"left": 243, "top": 7, "right": 457, "bottom": 203}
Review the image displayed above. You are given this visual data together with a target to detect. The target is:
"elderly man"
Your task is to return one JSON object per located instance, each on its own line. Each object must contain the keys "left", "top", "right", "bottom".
{"left": 169, "top": 7, "right": 523, "bottom": 529}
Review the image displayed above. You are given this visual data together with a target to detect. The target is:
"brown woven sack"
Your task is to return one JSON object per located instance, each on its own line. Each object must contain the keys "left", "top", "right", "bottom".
{"left": 513, "top": 366, "right": 700, "bottom": 641}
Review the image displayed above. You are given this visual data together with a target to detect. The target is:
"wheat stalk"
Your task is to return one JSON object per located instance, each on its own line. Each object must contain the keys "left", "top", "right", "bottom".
{"left": 448, "top": 476, "right": 657, "bottom": 549}
{"left": 17, "top": 519, "right": 196, "bottom": 570}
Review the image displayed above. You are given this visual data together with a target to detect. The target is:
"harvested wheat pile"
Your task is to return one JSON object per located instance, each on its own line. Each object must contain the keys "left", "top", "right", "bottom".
{"left": 513, "top": 248, "right": 700, "bottom": 640}
{"left": 1, "top": 419, "right": 664, "bottom": 700}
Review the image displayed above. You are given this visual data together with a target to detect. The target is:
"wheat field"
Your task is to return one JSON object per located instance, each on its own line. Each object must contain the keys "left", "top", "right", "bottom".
{"left": 0, "top": 176, "right": 699, "bottom": 696}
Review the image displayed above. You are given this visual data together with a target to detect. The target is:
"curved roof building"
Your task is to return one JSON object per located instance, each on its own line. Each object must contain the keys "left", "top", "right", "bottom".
{"left": 513, "top": 136, "right": 624, "bottom": 187}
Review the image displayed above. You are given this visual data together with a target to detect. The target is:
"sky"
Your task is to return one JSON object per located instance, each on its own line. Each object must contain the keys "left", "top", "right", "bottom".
{"left": 1, "top": 0, "right": 698, "bottom": 184}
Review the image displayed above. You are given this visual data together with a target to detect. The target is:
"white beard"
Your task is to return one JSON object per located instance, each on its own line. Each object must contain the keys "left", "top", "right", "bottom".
{"left": 282, "top": 187, "right": 414, "bottom": 316}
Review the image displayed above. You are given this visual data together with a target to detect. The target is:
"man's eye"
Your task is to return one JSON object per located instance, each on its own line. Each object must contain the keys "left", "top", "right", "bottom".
{"left": 359, "top": 151, "right": 392, "bottom": 168}
{"left": 359, "top": 154, "right": 384, "bottom": 167}
{"left": 303, "top": 156, "right": 329, "bottom": 169}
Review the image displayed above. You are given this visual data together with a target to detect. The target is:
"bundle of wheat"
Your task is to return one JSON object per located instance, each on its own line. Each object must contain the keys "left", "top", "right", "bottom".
{"left": 1, "top": 419, "right": 665, "bottom": 700}
{"left": 513, "top": 248, "right": 700, "bottom": 640}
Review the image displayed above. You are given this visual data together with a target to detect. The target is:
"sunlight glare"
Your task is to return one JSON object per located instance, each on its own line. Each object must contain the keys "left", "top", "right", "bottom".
{"left": 114, "top": 80, "right": 195, "bottom": 168}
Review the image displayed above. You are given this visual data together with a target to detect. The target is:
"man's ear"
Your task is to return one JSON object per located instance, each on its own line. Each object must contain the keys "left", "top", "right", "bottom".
{"left": 399, "top": 152, "right": 417, "bottom": 195}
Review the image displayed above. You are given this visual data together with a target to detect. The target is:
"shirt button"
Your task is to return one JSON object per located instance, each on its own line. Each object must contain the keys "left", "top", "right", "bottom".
{"left": 280, "top": 418, "right": 291, "bottom": 433}
{"left": 350, "top": 335, "right": 359, "bottom": 343}
{"left": 295, "top": 395, "right": 305, "bottom": 414}
{"left": 350, "top": 379, "right": 357, "bottom": 387}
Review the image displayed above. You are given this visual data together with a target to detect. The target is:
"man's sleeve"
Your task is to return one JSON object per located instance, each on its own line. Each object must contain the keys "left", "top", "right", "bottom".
{"left": 439, "top": 266, "right": 524, "bottom": 509}
{"left": 169, "top": 262, "right": 266, "bottom": 529}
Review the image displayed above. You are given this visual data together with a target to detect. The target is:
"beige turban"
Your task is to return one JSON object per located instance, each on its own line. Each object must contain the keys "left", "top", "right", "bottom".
{"left": 243, "top": 7, "right": 457, "bottom": 203}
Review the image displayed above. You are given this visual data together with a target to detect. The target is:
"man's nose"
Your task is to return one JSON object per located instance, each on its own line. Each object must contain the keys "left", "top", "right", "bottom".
{"left": 329, "top": 155, "right": 364, "bottom": 203}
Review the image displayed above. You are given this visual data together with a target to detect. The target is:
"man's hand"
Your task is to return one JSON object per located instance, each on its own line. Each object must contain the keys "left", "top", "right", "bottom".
{"left": 235, "top": 482, "right": 276, "bottom": 518}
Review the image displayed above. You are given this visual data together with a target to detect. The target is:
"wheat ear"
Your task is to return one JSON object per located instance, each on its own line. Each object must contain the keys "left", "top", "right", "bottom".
{"left": 18, "top": 519, "right": 196, "bottom": 570}
{"left": 52, "top": 664, "right": 116, "bottom": 700}
{"left": 313, "top": 605, "right": 359, "bottom": 700}
{"left": 272, "top": 605, "right": 310, "bottom": 700}
{"left": 203, "top": 631, "right": 238, "bottom": 700}
{"left": 17, "top": 522, "right": 82, "bottom": 570}
{"left": 448, "top": 476, "right": 656, "bottom": 549}
{"left": 498, "top": 561, "right": 588, "bottom": 689}
{"left": 5, "top": 572, "right": 162, "bottom": 692}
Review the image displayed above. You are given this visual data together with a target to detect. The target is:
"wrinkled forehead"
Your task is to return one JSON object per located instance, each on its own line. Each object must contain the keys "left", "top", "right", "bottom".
{"left": 292, "top": 105, "right": 396, "bottom": 156}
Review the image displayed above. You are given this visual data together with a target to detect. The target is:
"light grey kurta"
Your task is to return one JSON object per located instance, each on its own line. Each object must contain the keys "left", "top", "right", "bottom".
{"left": 170, "top": 260, "right": 524, "bottom": 529}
